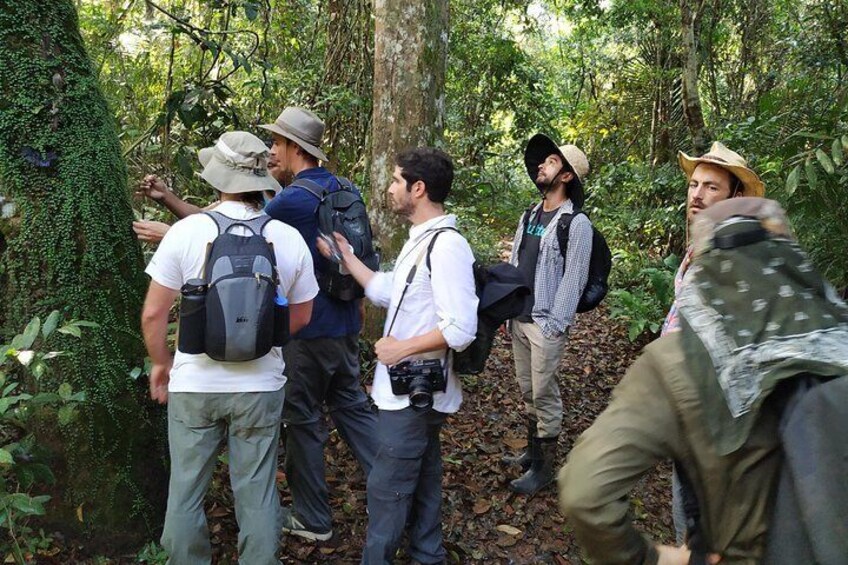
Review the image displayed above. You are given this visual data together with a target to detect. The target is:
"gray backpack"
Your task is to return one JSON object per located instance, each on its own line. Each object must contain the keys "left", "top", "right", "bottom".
{"left": 202, "top": 211, "right": 279, "bottom": 362}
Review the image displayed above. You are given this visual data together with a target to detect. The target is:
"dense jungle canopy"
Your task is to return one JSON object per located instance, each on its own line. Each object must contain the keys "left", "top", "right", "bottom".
{"left": 0, "top": 0, "right": 846, "bottom": 562}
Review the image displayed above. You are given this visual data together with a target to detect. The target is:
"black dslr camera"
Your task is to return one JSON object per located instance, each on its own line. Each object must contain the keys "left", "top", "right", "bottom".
{"left": 388, "top": 359, "right": 447, "bottom": 411}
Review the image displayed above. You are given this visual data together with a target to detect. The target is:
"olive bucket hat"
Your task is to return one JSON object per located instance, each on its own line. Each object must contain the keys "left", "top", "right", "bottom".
{"left": 259, "top": 106, "right": 328, "bottom": 162}
{"left": 524, "top": 133, "right": 590, "bottom": 208}
{"left": 198, "top": 131, "right": 281, "bottom": 194}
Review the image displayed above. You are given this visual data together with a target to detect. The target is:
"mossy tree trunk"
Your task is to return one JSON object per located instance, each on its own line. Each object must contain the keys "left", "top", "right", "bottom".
{"left": 370, "top": 0, "right": 449, "bottom": 258}
{"left": 0, "top": 0, "right": 166, "bottom": 547}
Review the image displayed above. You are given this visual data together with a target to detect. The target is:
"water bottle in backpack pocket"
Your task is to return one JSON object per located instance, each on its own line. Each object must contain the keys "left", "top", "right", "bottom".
{"left": 178, "top": 278, "right": 207, "bottom": 354}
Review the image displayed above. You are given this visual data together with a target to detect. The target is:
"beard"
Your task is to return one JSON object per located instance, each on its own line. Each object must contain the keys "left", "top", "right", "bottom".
{"left": 270, "top": 165, "right": 293, "bottom": 187}
{"left": 390, "top": 195, "right": 415, "bottom": 217}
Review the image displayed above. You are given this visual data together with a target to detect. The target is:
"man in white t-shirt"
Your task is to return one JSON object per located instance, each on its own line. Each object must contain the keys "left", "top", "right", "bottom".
{"left": 318, "top": 147, "right": 478, "bottom": 564}
{"left": 142, "top": 131, "right": 319, "bottom": 564}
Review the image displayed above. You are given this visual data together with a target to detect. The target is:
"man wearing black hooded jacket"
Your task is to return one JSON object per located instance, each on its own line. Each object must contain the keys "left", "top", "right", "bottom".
{"left": 502, "top": 134, "right": 593, "bottom": 495}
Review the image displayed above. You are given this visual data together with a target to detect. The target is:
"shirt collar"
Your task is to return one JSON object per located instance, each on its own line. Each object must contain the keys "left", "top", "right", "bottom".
{"left": 408, "top": 214, "right": 457, "bottom": 240}
{"left": 294, "top": 166, "right": 330, "bottom": 180}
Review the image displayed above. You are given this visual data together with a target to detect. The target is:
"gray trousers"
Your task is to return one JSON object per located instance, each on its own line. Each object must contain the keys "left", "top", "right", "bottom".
{"left": 283, "top": 335, "right": 377, "bottom": 532}
{"left": 362, "top": 407, "right": 448, "bottom": 565}
{"left": 161, "top": 389, "right": 285, "bottom": 565}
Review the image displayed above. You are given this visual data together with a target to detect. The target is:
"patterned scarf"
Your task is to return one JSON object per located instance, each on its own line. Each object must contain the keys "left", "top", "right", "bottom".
{"left": 677, "top": 198, "right": 848, "bottom": 454}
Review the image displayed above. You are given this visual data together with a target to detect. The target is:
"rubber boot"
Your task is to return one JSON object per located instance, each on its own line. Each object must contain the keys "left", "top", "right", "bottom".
{"left": 501, "top": 418, "right": 537, "bottom": 472}
{"left": 508, "top": 437, "right": 557, "bottom": 495}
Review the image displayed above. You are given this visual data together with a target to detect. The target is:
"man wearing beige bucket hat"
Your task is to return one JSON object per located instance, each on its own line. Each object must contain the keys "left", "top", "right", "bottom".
{"left": 502, "top": 133, "right": 594, "bottom": 496}
{"left": 141, "top": 131, "right": 319, "bottom": 563}
{"left": 663, "top": 141, "right": 766, "bottom": 544}
{"left": 260, "top": 107, "right": 379, "bottom": 543}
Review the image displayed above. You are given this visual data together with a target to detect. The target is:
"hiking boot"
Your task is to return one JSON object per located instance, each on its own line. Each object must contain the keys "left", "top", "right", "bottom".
{"left": 501, "top": 418, "right": 537, "bottom": 472}
{"left": 280, "top": 507, "right": 332, "bottom": 542}
{"left": 508, "top": 437, "right": 557, "bottom": 496}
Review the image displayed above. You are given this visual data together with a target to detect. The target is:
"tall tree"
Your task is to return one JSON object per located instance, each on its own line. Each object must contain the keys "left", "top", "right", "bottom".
{"left": 370, "top": 0, "right": 449, "bottom": 255}
{"left": 680, "top": 0, "right": 711, "bottom": 153}
{"left": 0, "top": 0, "right": 166, "bottom": 542}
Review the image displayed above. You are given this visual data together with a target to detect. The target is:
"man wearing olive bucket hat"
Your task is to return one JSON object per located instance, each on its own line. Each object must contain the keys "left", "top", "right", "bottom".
{"left": 501, "top": 133, "right": 594, "bottom": 496}
{"left": 662, "top": 141, "right": 766, "bottom": 544}
{"left": 142, "top": 131, "right": 319, "bottom": 563}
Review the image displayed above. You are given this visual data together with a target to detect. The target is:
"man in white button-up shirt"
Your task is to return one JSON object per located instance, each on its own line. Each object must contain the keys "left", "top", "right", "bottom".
{"left": 318, "top": 147, "right": 478, "bottom": 564}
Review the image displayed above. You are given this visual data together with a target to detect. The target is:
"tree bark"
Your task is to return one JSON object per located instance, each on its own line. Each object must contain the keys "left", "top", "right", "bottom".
{"left": 0, "top": 0, "right": 166, "bottom": 545}
{"left": 370, "top": 0, "right": 449, "bottom": 257}
{"left": 680, "top": 0, "right": 710, "bottom": 154}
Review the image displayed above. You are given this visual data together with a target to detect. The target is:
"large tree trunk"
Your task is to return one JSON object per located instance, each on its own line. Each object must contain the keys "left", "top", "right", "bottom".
{"left": 312, "top": 0, "right": 373, "bottom": 176}
{"left": 680, "top": 0, "right": 710, "bottom": 154}
{"left": 370, "top": 0, "right": 449, "bottom": 257}
{"left": 0, "top": 0, "right": 166, "bottom": 546}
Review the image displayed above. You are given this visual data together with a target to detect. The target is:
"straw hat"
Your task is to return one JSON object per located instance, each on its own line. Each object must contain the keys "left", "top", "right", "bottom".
{"left": 198, "top": 131, "right": 281, "bottom": 194}
{"left": 259, "top": 106, "right": 328, "bottom": 162}
{"left": 524, "top": 133, "right": 590, "bottom": 207}
{"left": 678, "top": 142, "right": 765, "bottom": 197}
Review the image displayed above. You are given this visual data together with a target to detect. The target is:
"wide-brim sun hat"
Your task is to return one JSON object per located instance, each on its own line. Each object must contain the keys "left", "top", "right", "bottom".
{"left": 198, "top": 131, "right": 281, "bottom": 194}
{"left": 259, "top": 106, "right": 328, "bottom": 162}
{"left": 678, "top": 141, "right": 765, "bottom": 197}
{"left": 524, "top": 133, "right": 589, "bottom": 207}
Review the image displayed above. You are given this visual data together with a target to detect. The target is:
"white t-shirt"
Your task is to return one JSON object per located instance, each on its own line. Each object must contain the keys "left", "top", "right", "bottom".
{"left": 145, "top": 201, "right": 319, "bottom": 393}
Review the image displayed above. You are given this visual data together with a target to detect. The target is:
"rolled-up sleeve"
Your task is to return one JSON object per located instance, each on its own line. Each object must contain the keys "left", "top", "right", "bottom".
{"left": 430, "top": 234, "right": 478, "bottom": 351}
{"left": 365, "top": 271, "right": 394, "bottom": 309}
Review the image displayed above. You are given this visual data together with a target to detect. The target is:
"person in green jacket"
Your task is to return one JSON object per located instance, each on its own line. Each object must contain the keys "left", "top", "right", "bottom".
{"left": 558, "top": 197, "right": 848, "bottom": 564}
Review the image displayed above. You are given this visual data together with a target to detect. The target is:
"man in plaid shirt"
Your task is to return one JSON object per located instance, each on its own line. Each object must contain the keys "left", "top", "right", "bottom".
{"left": 504, "top": 134, "right": 593, "bottom": 495}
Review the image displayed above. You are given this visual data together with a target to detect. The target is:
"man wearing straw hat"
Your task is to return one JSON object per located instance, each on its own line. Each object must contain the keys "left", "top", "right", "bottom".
{"left": 664, "top": 142, "right": 765, "bottom": 543}
{"left": 501, "top": 133, "right": 593, "bottom": 496}
{"left": 141, "top": 131, "right": 319, "bottom": 563}
{"left": 559, "top": 197, "right": 848, "bottom": 564}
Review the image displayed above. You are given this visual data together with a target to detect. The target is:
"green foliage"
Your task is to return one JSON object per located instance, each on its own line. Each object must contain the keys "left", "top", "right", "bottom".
{"left": 608, "top": 256, "right": 678, "bottom": 341}
{"left": 0, "top": 312, "right": 88, "bottom": 564}
{"left": 0, "top": 0, "right": 167, "bottom": 539}
{"left": 135, "top": 541, "right": 169, "bottom": 564}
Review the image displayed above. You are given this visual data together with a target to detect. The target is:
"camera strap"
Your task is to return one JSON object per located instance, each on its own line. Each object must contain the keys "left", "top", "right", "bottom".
{"left": 386, "top": 243, "right": 431, "bottom": 337}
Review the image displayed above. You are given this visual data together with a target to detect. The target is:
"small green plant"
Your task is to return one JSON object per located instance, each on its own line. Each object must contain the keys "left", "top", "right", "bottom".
{"left": 608, "top": 255, "right": 678, "bottom": 341}
{"left": 0, "top": 312, "right": 93, "bottom": 564}
{"left": 136, "top": 541, "right": 169, "bottom": 564}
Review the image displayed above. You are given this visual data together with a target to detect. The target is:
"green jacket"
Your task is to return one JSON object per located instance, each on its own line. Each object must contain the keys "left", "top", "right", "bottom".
{"left": 558, "top": 333, "right": 782, "bottom": 564}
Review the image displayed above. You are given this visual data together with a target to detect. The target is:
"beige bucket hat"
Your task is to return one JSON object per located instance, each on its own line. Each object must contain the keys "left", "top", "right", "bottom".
{"left": 198, "top": 131, "right": 281, "bottom": 194}
{"left": 678, "top": 141, "right": 765, "bottom": 197}
{"left": 259, "top": 106, "right": 328, "bottom": 162}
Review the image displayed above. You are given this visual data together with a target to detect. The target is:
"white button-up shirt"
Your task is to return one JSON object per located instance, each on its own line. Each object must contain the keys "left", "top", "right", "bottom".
{"left": 365, "top": 214, "right": 478, "bottom": 413}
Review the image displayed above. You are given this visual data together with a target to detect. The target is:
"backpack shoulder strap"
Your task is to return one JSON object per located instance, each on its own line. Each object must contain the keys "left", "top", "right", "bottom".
{"left": 242, "top": 214, "right": 273, "bottom": 236}
{"left": 556, "top": 209, "right": 589, "bottom": 254}
{"left": 521, "top": 204, "right": 536, "bottom": 227}
{"left": 290, "top": 178, "right": 328, "bottom": 201}
{"left": 425, "top": 227, "right": 460, "bottom": 272}
{"left": 204, "top": 211, "right": 271, "bottom": 236}
{"left": 336, "top": 177, "right": 355, "bottom": 192}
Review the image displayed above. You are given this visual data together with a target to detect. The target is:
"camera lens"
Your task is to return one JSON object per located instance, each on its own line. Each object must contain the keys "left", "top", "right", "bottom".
{"left": 408, "top": 375, "right": 433, "bottom": 411}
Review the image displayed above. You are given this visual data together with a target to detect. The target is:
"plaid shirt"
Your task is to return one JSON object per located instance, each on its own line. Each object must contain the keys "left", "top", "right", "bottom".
{"left": 510, "top": 199, "right": 593, "bottom": 338}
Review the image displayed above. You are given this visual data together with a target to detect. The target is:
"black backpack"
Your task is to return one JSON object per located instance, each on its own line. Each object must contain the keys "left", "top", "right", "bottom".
{"left": 521, "top": 206, "right": 612, "bottom": 313}
{"left": 200, "top": 212, "right": 279, "bottom": 361}
{"left": 426, "top": 229, "right": 531, "bottom": 375}
{"left": 294, "top": 177, "right": 380, "bottom": 301}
